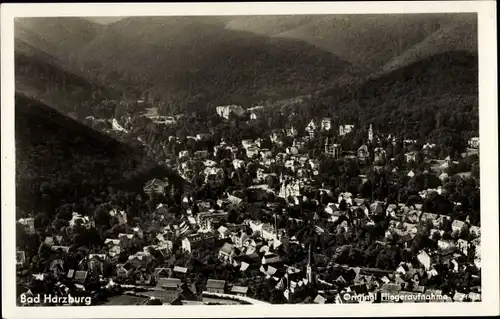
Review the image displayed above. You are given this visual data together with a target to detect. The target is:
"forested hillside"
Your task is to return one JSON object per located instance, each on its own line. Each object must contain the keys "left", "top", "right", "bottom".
{"left": 271, "top": 14, "right": 476, "bottom": 71}
{"left": 72, "top": 17, "right": 359, "bottom": 114}
{"left": 15, "top": 17, "right": 104, "bottom": 60}
{"left": 381, "top": 17, "right": 477, "bottom": 72}
{"left": 15, "top": 39, "right": 121, "bottom": 119}
{"left": 306, "top": 51, "right": 478, "bottom": 147}
{"left": 14, "top": 15, "right": 477, "bottom": 118}
{"left": 15, "top": 94, "right": 185, "bottom": 219}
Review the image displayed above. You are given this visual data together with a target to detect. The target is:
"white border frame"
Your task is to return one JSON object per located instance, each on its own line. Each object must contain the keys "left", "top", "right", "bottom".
{"left": 2, "top": 2, "right": 498, "bottom": 318}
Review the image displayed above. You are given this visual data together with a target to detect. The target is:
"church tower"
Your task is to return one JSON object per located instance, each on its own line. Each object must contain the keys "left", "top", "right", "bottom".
{"left": 279, "top": 175, "right": 288, "bottom": 199}
{"left": 306, "top": 242, "right": 313, "bottom": 283}
{"left": 368, "top": 124, "right": 374, "bottom": 142}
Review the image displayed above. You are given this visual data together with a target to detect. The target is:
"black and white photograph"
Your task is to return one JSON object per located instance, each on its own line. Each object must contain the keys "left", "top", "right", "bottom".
{"left": 1, "top": 2, "right": 498, "bottom": 318}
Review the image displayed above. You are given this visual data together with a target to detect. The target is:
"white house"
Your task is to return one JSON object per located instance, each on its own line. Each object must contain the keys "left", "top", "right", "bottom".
{"left": 305, "top": 120, "right": 317, "bottom": 138}
{"left": 178, "top": 150, "right": 190, "bottom": 160}
{"left": 468, "top": 137, "right": 479, "bottom": 149}
{"left": 338, "top": 192, "right": 353, "bottom": 206}
{"left": 405, "top": 152, "right": 417, "bottom": 163}
{"left": 451, "top": 219, "right": 468, "bottom": 234}
{"left": 219, "top": 243, "right": 236, "bottom": 265}
{"left": 109, "top": 209, "right": 127, "bottom": 225}
{"left": 339, "top": 124, "right": 354, "bottom": 136}
{"left": 232, "top": 159, "right": 245, "bottom": 170}
{"left": 246, "top": 146, "right": 260, "bottom": 159}
{"left": 457, "top": 239, "right": 470, "bottom": 256}
{"left": 469, "top": 226, "right": 480, "bottom": 237}
{"left": 437, "top": 240, "right": 455, "bottom": 251}
{"left": 181, "top": 237, "right": 192, "bottom": 253}
{"left": 216, "top": 105, "right": 245, "bottom": 119}
{"left": 417, "top": 251, "right": 432, "bottom": 270}
{"left": 321, "top": 118, "right": 332, "bottom": 131}
{"left": 217, "top": 226, "right": 231, "bottom": 239}
{"left": 70, "top": 213, "right": 92, "bottom": 229}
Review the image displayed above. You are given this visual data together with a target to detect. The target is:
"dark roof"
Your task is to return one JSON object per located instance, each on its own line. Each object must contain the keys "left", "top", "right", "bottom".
{"left": 350, "top": 284, "right": 368, "bottom": 295}
{"left": 159, "top": 277, "right": 181, "bottom": 289}
{"left": 359, "top": 267, "right": 392, "bottom": 275}
{"left": 190, "top": 283, "right": 198, "bottom": 295}
{"left": 177, "top": 283, "right": 199, "bottom": 301}
{"left": 206, "top": 279, "right": 226, "bottom": 289}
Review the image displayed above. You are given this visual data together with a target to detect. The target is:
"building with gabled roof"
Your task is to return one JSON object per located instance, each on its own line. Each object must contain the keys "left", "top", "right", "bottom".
{"left": 158, "top": 277, "right": 182, "bottom": 290}
{"left": 219, "top": 242, "right": 236, "bottom": 264}
{"left": 451, "top": 219, "right": 468, "bottom": 233}
{"left": 321, "top": 118, "right": 332, "bottom": 131}
{"left": 314, "top": 294, "right": 327, "bottom": 304}
{"left": 305, "top": 120, "right": 317, "bottom": 138}
{"left": 230, "top": 285, "right": 249, "bottom": 297}
{"left": 339, "top": 124, "right": 354, "bottom": 137}
{"left": 18, "top": 217, "right": 35, "bottom": 234}
{"left": 143, "top": 178, "right": 169, "bottom": 195}
{"left": 417, "top": 250, "right": 432, "bottom": 270}
{"left": 205, "top": 279, "right": 226, "bottom": 294}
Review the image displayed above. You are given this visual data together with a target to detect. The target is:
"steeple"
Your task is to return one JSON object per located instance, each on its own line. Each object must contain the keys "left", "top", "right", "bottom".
{"left": 274, "top": 213, "right": 278, "bottom": 236}
{"left": 306, "top": 242, "right": 313, "bottom": 282}
{"left": 368, "top": 124, "right": 374, "bottom": 142}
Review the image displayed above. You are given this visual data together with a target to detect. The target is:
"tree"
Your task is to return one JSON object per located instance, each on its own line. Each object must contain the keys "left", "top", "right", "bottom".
{"left": 94, "top": 206, "right": 112, "bottom": 227}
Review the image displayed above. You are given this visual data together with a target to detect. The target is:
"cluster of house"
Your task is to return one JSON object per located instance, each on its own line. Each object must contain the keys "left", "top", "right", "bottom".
{"left": 16, "top": 194, "right": 481, "bottom": 305}
{"left": 215, "top": 105, "right": 246, "bottom": 120}
{"left": 16, "top": 204, "right": 270, "bottom": 305}
{"left": 175, "top": 190, "right": 482, "bottom": 304}
{"left": 17, "top": 107, "right": 481, "bottom": 305}
{"left": 215, "top": 104, "right": 268, "bottom": 121}
{"left": 304, "top": 118, "right": 355, "bottom": 139}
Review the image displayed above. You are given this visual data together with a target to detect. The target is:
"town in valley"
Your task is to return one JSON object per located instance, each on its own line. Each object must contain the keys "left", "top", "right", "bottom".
{"left": 14, "top": 14, "right": 481, "bottom": 306}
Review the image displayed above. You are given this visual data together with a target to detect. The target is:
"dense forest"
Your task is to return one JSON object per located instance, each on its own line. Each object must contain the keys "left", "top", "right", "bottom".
{"left": 15, "top": 94, "right": 185, "bottom": 221}
{"left": 310, "top": 50, "right": 478, "bottom": 129}
{"left": 282, "top": 50, "right": 478, "bottom": 148}
{"left": 15, "top": 42, "right": 121, "bottom": 120}
{"left": 61, "top": 17, "right": 361, "bottom": 113}
{"left": 121, "top": 51, "right": 478, "bottom": 163}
